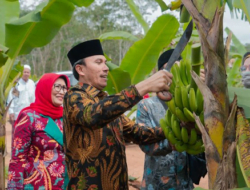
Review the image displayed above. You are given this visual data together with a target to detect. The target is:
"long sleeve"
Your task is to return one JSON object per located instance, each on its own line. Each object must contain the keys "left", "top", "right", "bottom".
{"left": 64, "top": 85, "right": 142, "bottom": 130}
{"left": 122, "top": 114, "right": 166, "bottom": 145}
{"left": 136, "top": 100, "right": 172, "bottom": 156}
{"left": 7, "top": 112, "right": 33, "bottom": 189}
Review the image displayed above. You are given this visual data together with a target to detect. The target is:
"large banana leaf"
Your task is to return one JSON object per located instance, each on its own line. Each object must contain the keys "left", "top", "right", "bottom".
{"left": 5, "top": 0, "right": 76, "bottom": 58}
{"left": 0, "top": 0, "right": 19, "bottom": 44}
{"left": 233, "top": 0, "right": 250, "bottom": 22}
{"left": 228, "top": 87, "right": 250, "bottom": 118}
{"left": 104, "top": 68, "right": 131, "bottom": 95}
{"left": 70, "top": 0, "right": 94, "bottom": 7}
{"left": 120, "top": 14, "right": 179, "bottom": 84}
{"left": 225, "top": 27, "right": 247, "bottom": 55}
{"left": 99, "top": 31, "right": 138, "bottom": 42}
{"left": 125, "top": 0, "right": 149, "bottom": 34}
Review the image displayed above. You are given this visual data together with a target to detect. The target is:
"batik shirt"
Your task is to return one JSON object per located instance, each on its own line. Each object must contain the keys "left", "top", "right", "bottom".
{"left": 63, "top": 83, "right": 165, "bottom": 190}
{"left": 136, "top": 96, "right": 193, "bottom": 190}
{"left": 7, "top": 109, "right": 66, "bottom": 190}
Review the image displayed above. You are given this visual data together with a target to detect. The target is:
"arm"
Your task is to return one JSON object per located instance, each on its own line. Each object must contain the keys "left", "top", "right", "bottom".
{"left": 8, "top": 112, "right": 33, "bottom": 189}
{"left": 64, "top": 85, "right": 142, "bottom": 130}
{"left": 135, "top": 101, "right": 172, "bottom": 156}
{"left": 122, "top": 113, "right": 165, "bottom": 145}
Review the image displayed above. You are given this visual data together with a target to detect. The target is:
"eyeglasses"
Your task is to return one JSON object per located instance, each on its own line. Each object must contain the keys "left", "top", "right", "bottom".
{"left": 240, "top": 65, "right": 250, "bottom": 71}
{"left": 53, "top": 84, "right": 67, "bottom": 93}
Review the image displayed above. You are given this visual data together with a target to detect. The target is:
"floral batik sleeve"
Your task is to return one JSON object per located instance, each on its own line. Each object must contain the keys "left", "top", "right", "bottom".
{"left": 136, "top": 100, "right": 172, "bottom": 156}
{"left": 7, "top": 112, "right": 33, "bottom": 189}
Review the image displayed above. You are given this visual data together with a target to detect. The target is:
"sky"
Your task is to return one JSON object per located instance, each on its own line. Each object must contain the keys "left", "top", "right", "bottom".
{"left": 22, "top": 0, "right": 250, "bottom": 44}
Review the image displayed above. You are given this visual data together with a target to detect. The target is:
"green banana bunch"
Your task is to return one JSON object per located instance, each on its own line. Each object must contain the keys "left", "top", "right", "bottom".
{"left": 175, "top": 107, "right": 188, "bottom": 122}
{"left": 175, "top": 141, "right": 187, "bottom": 152}
{"left": 179, "top": 61, "right": 189, "bottom": 86}
{"left": 165, "top": 109, "right": 172, "bottom": 127}
{"left": 166, "top": 98, "right": 176, "bottom": 115}
{"left": 169, "top": 0, "right": 182, "bottom": 10}
{"left": 181, "top": 86, "right": 190, "bottom": 110}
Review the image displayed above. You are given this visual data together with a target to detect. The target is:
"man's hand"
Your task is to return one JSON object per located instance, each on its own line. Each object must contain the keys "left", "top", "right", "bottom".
{"left": 135, "top": 70, "right": 173, "bottom": 98}
{"left": 9, "top": 113, "right": 15, "bottom": 124}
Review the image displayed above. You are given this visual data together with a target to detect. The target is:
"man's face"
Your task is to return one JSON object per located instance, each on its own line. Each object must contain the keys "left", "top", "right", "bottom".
{"left": 243, "top": 58, "right": 250, "bottom": 72}
{"left": 79, "top": 55, "right": 109, "bottom": 90}
{"left": 22, "top": 68, "right": 31, "bottom": 82}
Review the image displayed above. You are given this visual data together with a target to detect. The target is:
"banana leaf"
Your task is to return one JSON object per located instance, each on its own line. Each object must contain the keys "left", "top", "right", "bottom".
{"left": 227, "top": 58, "right": 242, "bottom": 87}
{"left": 225, "top": 27, "right": 246, "bottom": 55}
{"left": 99, "top": 31, "right": 138, "bottom": 42}
{"left": 233, "top": 0, "right": 250, "bottom": 22}
{"left": 228, "top": 87, "right": 250, "bottom": 118}
{"left": 154, "top": 0, "right": 168, "bottom": 12}
{"left": 120, "top": 14, "right": 179, "bottom": 84}
{"left": 70, "top": 0, "right": 94, "bottom": 7}
{"left": 104, "top": 68, "right": 131, "bottom": 95}
{"left": 235, "top": 109, "right": 250, "bottom": 187}
{"left": 5, "top": 0, "right": 77, "bottom": 58}
{"left": 125, "top": 0, "right": 149, "bottom": 34}
{"left": 0, "top": 0, "right": 19, "bottom": 44}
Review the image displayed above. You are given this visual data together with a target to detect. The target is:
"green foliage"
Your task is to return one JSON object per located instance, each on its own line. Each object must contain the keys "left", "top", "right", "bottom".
{"left": 233, "top": 0, "right": 250, "bottom": 22}
{"left": 120, "top": 14, "right": 179, "bottom": 84}
{"left": 225, "top": 27, "right": 247, "bottom": 55}
{"left": 99, "top": 31, "right": 139, "bottom": 42}
{"left": 228, "top": 87, "right": 250, "bottom": 118}
{"left": 227, "top": 58, "right": 243, "bottom": 87}
{"left": 0, "top": 0, "right": 20, "bottom": 44}
{"left": 154, "top": 0, "right": 168, "bottom": 12}
{"left": 104, "top": 68, "right": 131, "bottom": 94}
{"left": 125, "top": 0, "right": 149, "bottom": 34}
{"left": 5, "top": 0, "right": 75, "bottom": 58}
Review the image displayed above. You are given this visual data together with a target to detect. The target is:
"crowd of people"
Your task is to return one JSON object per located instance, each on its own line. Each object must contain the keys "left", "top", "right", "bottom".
{"left": 5, "top": 38, "right": 250, "bottom": 190}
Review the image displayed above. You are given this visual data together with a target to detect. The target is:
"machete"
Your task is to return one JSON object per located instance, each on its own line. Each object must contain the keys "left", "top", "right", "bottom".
{"left": 158, "top": 20, "right": 193, "bottom": 100}
{"left": 165, "top": 20, "right": 193, "bottom": 71}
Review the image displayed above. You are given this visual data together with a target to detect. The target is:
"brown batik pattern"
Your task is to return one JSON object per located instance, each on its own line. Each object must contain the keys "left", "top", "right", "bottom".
{"left": 63, "top": 83, "right": 165, "bottom": 190}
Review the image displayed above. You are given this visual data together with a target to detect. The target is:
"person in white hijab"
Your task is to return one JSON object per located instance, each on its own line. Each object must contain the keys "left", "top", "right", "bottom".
{"left": 7, "top": 64, "right": 35, "bottom": 149}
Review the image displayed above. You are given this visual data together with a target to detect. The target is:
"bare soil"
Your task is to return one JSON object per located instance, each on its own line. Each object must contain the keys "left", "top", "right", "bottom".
{"left": 5, "top": 120, "right": 208, "bottom": 189}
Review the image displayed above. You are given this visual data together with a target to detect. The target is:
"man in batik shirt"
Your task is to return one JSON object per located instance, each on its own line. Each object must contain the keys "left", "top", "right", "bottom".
{"left": 63, "top": 39, "right": 173, "bottom": 190}
{"left": 136, "top": 49, "right": 193, "bottom": 190}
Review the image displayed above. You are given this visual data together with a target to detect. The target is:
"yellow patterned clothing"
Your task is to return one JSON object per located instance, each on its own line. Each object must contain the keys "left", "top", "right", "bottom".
{"left": 63, "top": 83, "right": 166, "bottom": 190}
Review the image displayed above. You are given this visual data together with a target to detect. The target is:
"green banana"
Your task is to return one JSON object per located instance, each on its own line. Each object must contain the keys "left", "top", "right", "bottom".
{"left": 186, "top": 148, "right": 204, "bottom": 155}
{"left": 196, "top": 88, "right": 204, "bottom": 114}
{"left": 188, "top": 88, "right": 197, "bottom": 113}
{"left": 175, "top": 86, "right": 183, "bottom": 110}
{"left": 188, "top": 128, "right": 197, "bottom": 145}
{"left": 165, "top": 109, "right": 172, "bottom": 127}
{"left": 181, "top": 86, "right": 190, "bottom": 110}
{"left": 175, "top": 107, "right": 189, "bottom": 122}
{"left": 171, "top": 64, "right": 184, "bottom": 87}
{"left": 185, "top": 60, "right": 192, "bottom": 84}
{"left": 188, "top": 139, "right": 203, "bottom": 150}
{"left": 173, "top": 120, "right": 182, "bottom": 140}
{"left": 175, "top": 141, "right": 187, "bottom": 152}
{"left": 170, "top": 114, "right": 177, "bottom": 129}
{"left": 170, "top": 0, "right": 182, "bottom": 10}
{"left": 183, "top": 107, "right": 195, "bottom": 122}
{"left": 199, "top": 111, "right": 205, "bottom": 125}
{"left": 181, "top": 127, "right": 189, "bottom": 143}
{"left": 166, "top": 98, "right": 176, "bottom": 115}
{"left": 168, "top": 131, "right": 179, "bottom": 144}
{"left": 160, "top": 119, "right": 170, "bottom": 139}
{"left": 179, "top": 60, "right": 189, "bottom": 86}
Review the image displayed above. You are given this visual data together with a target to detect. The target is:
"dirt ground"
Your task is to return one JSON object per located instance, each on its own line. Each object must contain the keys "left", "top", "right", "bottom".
{"left": 4, "top": 120, "right": 208, "bottom": 189}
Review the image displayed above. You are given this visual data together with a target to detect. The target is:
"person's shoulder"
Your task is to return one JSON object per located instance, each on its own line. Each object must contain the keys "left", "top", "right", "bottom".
{"left": 28, "top": 79, "right": 35, "bottom": 84}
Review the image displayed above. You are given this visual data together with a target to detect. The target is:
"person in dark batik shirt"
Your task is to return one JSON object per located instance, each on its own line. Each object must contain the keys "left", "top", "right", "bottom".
{"left": 136, "top": 49, "right": 193, "bottom": 190}
{"left": 63, "top": 39, "right": 174, "bottom": 190}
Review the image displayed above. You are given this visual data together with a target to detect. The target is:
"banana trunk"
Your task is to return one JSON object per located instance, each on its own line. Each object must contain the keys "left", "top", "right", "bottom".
{"left": 183, "top": 1, "right": 231, "bottom": 189}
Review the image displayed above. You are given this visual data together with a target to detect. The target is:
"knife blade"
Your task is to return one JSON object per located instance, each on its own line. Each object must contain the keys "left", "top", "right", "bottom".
{"left": 165, "top": 20, "right": 193, "bottom": 71}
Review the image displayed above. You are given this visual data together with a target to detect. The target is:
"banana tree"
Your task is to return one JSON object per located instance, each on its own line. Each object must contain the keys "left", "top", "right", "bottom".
{"left": 0, "top": 0, "right": 95, "bottom": 188}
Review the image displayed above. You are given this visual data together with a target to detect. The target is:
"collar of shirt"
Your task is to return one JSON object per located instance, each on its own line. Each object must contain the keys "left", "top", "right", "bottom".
{"left": 74, "top": 82, "right": 107, "bottom": 98}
